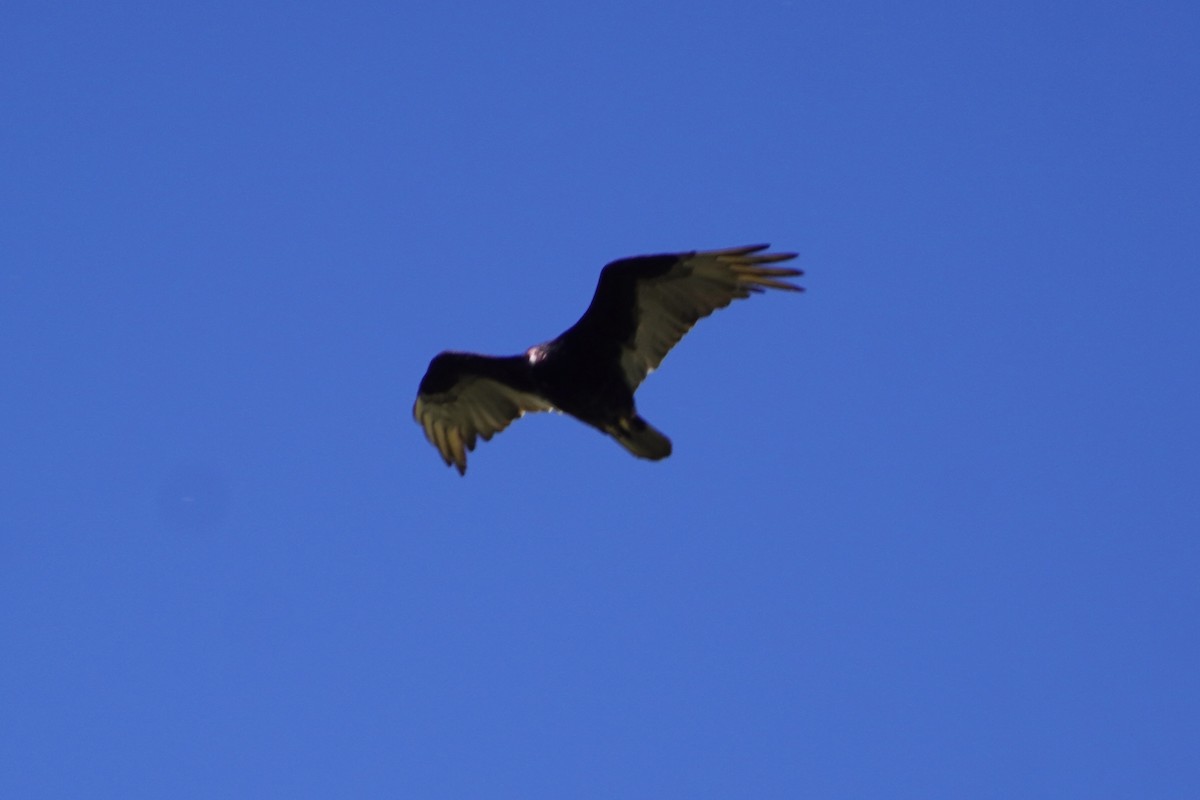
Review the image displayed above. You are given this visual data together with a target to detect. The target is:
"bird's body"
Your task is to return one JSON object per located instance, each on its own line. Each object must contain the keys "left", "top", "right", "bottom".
{"left": 414, "top": 245, "right": 802, "bottom": 474}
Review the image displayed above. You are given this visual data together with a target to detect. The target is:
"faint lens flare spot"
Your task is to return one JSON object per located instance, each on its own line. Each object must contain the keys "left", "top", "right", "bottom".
{"left": 156, "top": 463, "right": 230, "bottom": 531}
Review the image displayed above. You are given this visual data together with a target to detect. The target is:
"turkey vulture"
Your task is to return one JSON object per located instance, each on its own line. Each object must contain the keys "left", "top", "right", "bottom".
{"left": 414, "top": 244, "right": 802, "bottom": 474}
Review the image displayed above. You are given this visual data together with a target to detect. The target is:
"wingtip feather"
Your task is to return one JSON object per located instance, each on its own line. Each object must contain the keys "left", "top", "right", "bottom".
{"left": 748, "top": 251, "right": 799, "bottom": 264}
{"left": 729, "top": 262, "right": 804, "bottom": 292}
{"left": 706, "top": 243, "right": 771, "bottom": 258}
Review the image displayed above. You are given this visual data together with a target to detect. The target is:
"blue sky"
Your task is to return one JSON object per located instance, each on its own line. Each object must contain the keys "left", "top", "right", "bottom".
{"left": 3, "top": 1, "right": 1198, "bottom": 796}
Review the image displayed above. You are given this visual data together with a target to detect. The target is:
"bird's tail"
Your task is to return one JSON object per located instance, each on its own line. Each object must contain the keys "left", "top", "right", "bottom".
{"left": 608, "top": 414, "right": 673, "bottom": 461}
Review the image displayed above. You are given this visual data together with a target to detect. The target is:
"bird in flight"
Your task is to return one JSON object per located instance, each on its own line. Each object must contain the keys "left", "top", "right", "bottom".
{"left": 414, "top": 244, "right": 803, "bottom": 474}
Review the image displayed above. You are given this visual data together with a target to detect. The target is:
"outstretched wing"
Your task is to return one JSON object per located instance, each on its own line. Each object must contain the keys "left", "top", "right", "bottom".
{"left": 569, "top": 244, "right": 802, "bottom": 389}
{"left": 413, "top": 352, "right": 553, "bottom": 475}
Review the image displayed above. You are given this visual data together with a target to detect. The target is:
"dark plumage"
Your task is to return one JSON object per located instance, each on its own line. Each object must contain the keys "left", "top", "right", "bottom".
{"left": 414, "top": 244, "right": 803, "bottom": 474}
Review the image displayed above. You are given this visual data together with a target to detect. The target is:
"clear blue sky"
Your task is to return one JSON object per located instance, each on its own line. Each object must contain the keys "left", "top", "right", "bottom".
{"left": 3, "top": 2, "right": 1198, "bottom": 797}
